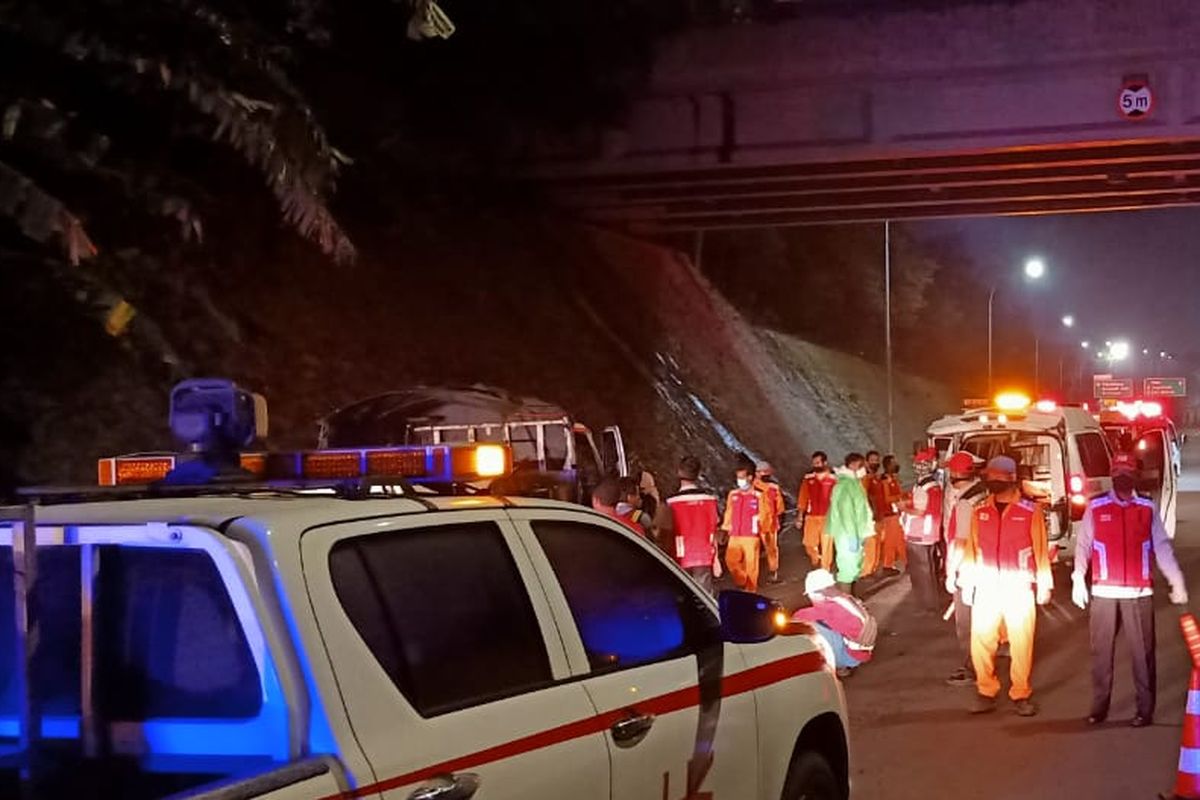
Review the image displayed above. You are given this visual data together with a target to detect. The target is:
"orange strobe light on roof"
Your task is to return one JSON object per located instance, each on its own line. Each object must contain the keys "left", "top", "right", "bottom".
{"left": 995, "top": 392, "right": 1032, "bottom": 412}
{"left": 98, "top": 443, "right": 513, "bottom": 487}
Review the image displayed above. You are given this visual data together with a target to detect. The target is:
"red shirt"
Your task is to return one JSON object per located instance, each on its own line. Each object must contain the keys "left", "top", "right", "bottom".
{"left": 667, "top": 486, "right": 719, "bottom": 568}
{"left": 798, "top": 471, "right": 836, "bottom": 517}
{"left": 723, "top": 487, "right": 766, "bottom": 538}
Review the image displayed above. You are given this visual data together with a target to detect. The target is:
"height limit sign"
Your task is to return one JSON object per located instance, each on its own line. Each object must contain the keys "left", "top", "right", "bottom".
{"left": 1119, "top": 76, "right": 1153, "bottom": 120}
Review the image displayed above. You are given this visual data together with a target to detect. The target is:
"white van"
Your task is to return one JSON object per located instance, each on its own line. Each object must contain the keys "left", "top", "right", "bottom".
{"left": 927, "top": 398, "right": 1113, "bottom": 561}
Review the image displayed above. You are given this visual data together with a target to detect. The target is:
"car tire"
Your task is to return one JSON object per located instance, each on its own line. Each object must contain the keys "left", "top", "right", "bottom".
{"left": 781, "top": 750, "right": 843, "bottom": 800}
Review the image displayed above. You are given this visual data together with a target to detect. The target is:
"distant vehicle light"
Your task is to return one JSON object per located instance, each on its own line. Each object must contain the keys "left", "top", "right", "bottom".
{"left": 1138, "top": 439, "right": 1149, "bottom": 452}
{"left": 1034, "top": 400, "right": 1058, "bottom": 413}
{"left": 1116, "top": 401, "right": 1141, "bottom": 420}
{"left": 1141, "top": 401, "right": 1163, "bottom": 418}
{"left": 995, "top": 392, "right": 1032, "bottom": 412}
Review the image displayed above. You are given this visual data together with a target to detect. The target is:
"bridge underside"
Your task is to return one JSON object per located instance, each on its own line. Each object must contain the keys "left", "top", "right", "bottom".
{"left": 551, "top": 138, "right": 1200, "bottom": 234}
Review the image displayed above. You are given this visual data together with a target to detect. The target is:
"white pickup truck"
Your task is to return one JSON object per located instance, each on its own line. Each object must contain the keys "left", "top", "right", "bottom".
{"left": 1, "top": 445, "right": 851, "bottom": 800}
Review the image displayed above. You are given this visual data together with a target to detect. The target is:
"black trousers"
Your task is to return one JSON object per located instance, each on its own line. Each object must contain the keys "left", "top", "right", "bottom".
{"left": 906, "top": 542, "right": 941, "bottom": 612}
{"left": 1090, "top": 595, "right": 1156, "bottom": 719}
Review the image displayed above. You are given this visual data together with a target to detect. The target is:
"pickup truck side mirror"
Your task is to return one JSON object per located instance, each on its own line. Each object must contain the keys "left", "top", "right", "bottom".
{"left": 718, "top": 590, "right": 788, "bottom": 644}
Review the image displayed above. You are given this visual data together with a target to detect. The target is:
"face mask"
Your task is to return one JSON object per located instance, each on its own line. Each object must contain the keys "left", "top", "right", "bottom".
{"left": 1113, "top": 474, "right": 1136, "bottom": 494}
{"left": 854, "top": 467, "right": 867, "bottom": 479}
{"left": 868, "top": 463, "right": 880, "bottom": 473}
{"left": 736, "top": 478, "right": 750, "bottom": 490}
{"left": 986, "top": 480, "right": 1016, "bottom": 495}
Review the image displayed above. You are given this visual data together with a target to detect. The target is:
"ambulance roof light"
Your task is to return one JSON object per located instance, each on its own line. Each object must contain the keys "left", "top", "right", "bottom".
{"left": 1034, "top": 399, "right": 1058, "bottom": 413}
{"left": 1141, "top": 401, "right": 1163, "bottom": 418}
{"left": 995, "top": 392, "right": 1031, "bottom": 412}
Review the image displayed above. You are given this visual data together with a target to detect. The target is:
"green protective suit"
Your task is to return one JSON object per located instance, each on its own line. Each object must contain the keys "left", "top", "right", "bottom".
{"left": 825, "top": 468, "right": 875, "bottom": 584}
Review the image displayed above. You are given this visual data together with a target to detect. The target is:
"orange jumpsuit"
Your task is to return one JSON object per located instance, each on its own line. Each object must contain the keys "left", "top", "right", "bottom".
{"left": 755, "top": 479, "right": 786, "bottom": 573}
{"left": 879, "top": 475, "right": 906, "bottom": 568}
{"left": 860, "top": 474, "right": 885, "bottom": 576}
{"left": 962, "top": 496, "right": 1052, "bottom": 701}
{"left": 797, "top": 472, "right": 837, "bottom": 569}
{"left": 723, "top": 487, "right": 770, "bottom": 592}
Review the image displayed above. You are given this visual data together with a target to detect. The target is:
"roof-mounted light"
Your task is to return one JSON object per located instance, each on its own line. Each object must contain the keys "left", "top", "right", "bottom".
{"left": 1034, "top": 399, "right": 1058, "bottom": 413}
{"left": 995, "top": 392, "right": 1031, "bottom": 412}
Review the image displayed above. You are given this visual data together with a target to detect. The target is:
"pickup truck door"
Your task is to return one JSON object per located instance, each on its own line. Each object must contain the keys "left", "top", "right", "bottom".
{"left": 301, "top": 512, "right": 609, "bottom": 800}
{"left": 508, "top": 509, "right": 759, "bottom": 800}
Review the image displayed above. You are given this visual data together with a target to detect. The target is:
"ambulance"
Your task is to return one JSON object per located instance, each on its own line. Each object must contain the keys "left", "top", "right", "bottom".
{"left": 927, "top": 393, "right": 1113, "bottom": 560}
{"left": 1098, "top": 400, "right": 1179, "bottom": 538}
{"left": 1, "top": 379, "right": 850, "bottom": 800}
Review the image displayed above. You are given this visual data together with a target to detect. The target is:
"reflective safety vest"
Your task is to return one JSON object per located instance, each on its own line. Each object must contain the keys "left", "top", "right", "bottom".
{"left": 1088, "top": 495, "right": 1156, "bottom": 591}
{"left": 973, "top": 498, "right": 1038, "bottom": 583}
{"left": 667, "top": 489, "right": 719, "bottom": 569}
{"left": 798, "top": 472, "right": 836, "bottom": 517}
{"left": 724, "top": 488, "right": 764, "bottom": 538}
{"left": 903, "top": 478, "right": 943, "bottom": 545}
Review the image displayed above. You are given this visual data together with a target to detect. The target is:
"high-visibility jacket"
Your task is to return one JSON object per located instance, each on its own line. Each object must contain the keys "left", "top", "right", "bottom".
{"left": 791, "top": 592, "right": 877, "bottom": 661}
{"left": 903, "top": 477, "right": 943, "bottom": 545}
{"left": 754, "top": 479, "right": 786, "bottom": 534}
{"left": 1086, "top": 494, "right": 1155, "bottom": 591}
{"left": 963, "top": 496, "right": 1052, "bottom": 595}
{"left": 667, "top": 487, "right": 719, "bottom": 569}
{"left": 797, "top": 471, "right": 836, "bottom": 517}
{"left": 722, "top": 487, "right": 768, "bottom": 538}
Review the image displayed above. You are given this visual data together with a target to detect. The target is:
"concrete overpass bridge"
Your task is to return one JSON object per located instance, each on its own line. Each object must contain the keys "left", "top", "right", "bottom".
{"left": 538, "top": 0, "right": 1200, "bottom": 233}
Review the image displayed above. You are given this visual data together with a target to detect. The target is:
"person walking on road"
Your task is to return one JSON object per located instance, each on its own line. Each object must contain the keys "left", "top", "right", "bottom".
{"left": 1072, "top": 452, "right": 1189, "bottom": 727}
{"left": 791, "top": 568, "right": 877, "bottom": 678}
{"left": 722, "top": 458, "right": 769, "bottom": 592}
{"left": 797, "top": 452, "right": 837, "bottom": 569}
{"left": 826, "top": 453, "right": 876, "bottom": 593}
{"left": 755, "top": 461, "right": 787, "bottom": 584}
{"left": 878, "top": 455, "right": 906, "bottom": 575}
{"left": 943, "top": 451, "right": 987, "bottom": 686}
{"left": 860, "top": 451, "right": 884, "bottom": 578}
{"left": 961, "top": 455, "right": 1052, "bottom": 717}
{"left": 665, "top": 455, "right": 722, "bottom": 595}
{"left": 902, "top": 448, "right": 944, "bottom": 612}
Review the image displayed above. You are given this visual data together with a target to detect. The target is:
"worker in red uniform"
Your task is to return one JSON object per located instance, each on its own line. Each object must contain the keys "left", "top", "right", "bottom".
{"left": 665, "top": 455, "right": 722, "bottom": 595}
{"left": 1073, "top": 453, "right": 1188, "bottom": 727}
{"left": 592, "top": 476, "right": 643, "bottom": 535}
{"left": 942, "top": 451, "right": 987, "bottom": 686}
{"left": 796, "top": 451, "right": 837, "bottom": 569}
{"left": 860, "top": 450, "right": 884, "bottom": 578}
{"left": 617, "top": 476, "right": 652, "bottom": 537}
{"left": 961, "top": 455, "right": 1052, "bottom": 717}
{"left": 877, "top": 454, "right": 905, "bottom": 575}
{"left": 755, "top": 461, "right": 787, "bottom": 584}
{"left": 901, "top": 448, "right": 944, "bottom": 612}
{"left": 722, "top": 459, "right": 769, "bottom": 592}
{"left": 791, "top": 568, "right": 877, "bottom": 678}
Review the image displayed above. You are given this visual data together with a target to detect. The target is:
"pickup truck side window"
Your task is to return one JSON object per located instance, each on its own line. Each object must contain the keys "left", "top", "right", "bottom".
{"left": 1076, "top": 432, "right": 1111, "bottom": 478}
{"left": 330, "top": 522, "right": 552, "bottom": 717}
{"left": 533, "top": 521, "right": 719, "bottom": 673}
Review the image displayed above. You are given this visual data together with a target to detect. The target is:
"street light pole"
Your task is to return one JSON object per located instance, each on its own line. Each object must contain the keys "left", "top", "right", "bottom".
{"left": 885, "top": 220, "right": 894, "bottom": 455}
{"left": 987, "top": 286, "right": 996, "bottom": 395}
{"left": 1034, "top": 336, "right": 1040, "bottom": 396}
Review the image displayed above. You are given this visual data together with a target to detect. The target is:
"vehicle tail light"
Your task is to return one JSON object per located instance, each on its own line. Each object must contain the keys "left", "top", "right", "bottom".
{"left": 1070, "top": 474, "right": 1088, "bottom": 520}
{"left": 1069, "top": 475, "right": 1085, "bottom": 494}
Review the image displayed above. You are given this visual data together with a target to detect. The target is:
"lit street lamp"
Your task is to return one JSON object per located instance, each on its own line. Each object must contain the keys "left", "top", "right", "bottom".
{"left": 988, "top": 258, "right": 1047, "bottom": 394}
{"left": 1025, "top": 258, "right": 1046, "bottom": 280}
{"left": 1081, "top": 341, "right": 1089, "bottom": 349}
{"left": 1062, "top": 314, "right": 1075, "bottom": 328}
{"left": 1110, "top": 340, "right": 1131, "bottom": 361}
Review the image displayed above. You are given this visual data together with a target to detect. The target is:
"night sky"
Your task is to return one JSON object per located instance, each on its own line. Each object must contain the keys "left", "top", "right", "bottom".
{"left": 913, "top": 208, "right": 1200, "bottom": 365}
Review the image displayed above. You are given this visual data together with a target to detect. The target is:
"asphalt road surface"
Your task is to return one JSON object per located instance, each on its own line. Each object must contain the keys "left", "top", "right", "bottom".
{"left": 751, "top": 446, "right": 1200, "bottom": 800}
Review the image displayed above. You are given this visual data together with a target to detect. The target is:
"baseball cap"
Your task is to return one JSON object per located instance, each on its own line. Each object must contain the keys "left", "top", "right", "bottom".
{"left": 804, "top": 568, "right": 837, "bottom": 595}
{"left": 913, "top": 447, "right": 938, "bottom": 464}
{"left": 984, "top": 455, "right": 1017, "bottom": 479}
{"left": 945, "top": 451, "right": 978, "bottom": 475}
{"left": 1111, "top": 452, "right": 1139, "bottom": 476}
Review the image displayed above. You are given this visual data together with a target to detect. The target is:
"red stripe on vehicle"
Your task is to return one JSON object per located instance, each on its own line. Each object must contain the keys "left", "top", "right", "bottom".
{"left": 320, "top": 650, "right": 824, "bottom": 799}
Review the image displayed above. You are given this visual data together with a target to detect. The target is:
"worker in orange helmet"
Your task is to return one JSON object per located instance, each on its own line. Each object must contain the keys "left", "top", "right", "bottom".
{"left": 961, "top": 455, "right": 1052, "bottom": 717}
{"left": 796, "top": 451, "right": 838, "bottom": 569}
{"left": 723, "top": 457, "right": 770, "bottom": 592}
{"left": 754, "top": 461, "right": 787, "bottom": 584}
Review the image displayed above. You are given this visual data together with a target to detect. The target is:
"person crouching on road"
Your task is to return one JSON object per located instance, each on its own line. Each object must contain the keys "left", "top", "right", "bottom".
{"left": 901, "top": 448, "right": 944, "bottom": 613}
{"left": 961, "top": 456, "right": 1052, "bottom": 717}
{"left": 860, "top": 450, "right": 884, "bottom": 578}
{"left": 722, "top": 458, "right": 769, "bottom": 592}
{"left": 755, "top": 461, "right": 786, "bottom": 584}
{"left": 791, "top": 568, "right": 877, "bottom": 678}
{"left": 666, "top": 455, "right": 722, "bottom": 595}
{"left": 826, "top": 453, "right": 876, "bottom": 594}
{"left": 797, "top": 451, "right": 838, "bottom": 570}
{"left": 878, "top": 455, "right": 906, "bottom": 575}
{"left": 1073, "top": 452, "right": 1188, "bottom": 727}
{"left": 943, "top": 451, "right": 988, "bottom": 687}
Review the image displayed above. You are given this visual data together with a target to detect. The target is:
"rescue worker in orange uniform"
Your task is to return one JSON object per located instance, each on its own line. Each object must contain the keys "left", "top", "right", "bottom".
{"left": 877, "top": 454, "right": 906, "bottom": 575}
{"left": 723, "top": 459, "right": 769, "bottom": 592}
{"left": 859, "top": 451, "right": 884, "bottom": 577}
{"left": 961, "top": 455, "right": 1052, "bottom": 717}
{"left": 755, "top": 461, "right": 787, "bottom": 584}
{"left": 901, "top": 448, "right": 944, "bottom": 612}
{"left": 796, "top": 451, "right": 837, "bottom": 569}
{"left": 1073, "top": 453, "right": 1188, "bottom": 727}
